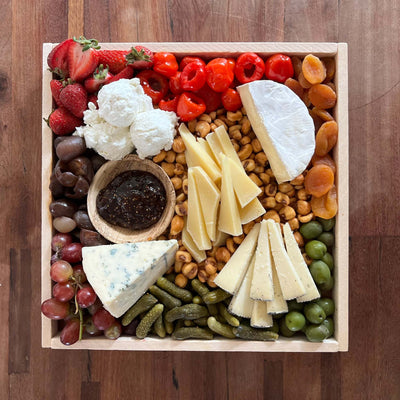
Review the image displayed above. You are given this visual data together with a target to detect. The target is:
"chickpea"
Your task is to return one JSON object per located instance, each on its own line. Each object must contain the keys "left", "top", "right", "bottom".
{"left": 233, "top": 234, "right": 244, "bottom": 245}
{"left": 216, "top": 247, "right": 231, "bottom": 263}
{"left": 205, "top": 262, "right": 217, "bottom": 276}
{"left": 170, "top": 215, "right": 184, "bottom": 235}
{"left": 214, "top": 118, "right": 227, "bottom": 130}
{"left": 254, "top": 152, "right": 268, "bottom": 167}
{"left": 172, "top": 137, "right": 186, "bottom": 153}
{"left": 251, "top": 138, "right": 262, "bottom": 153}
{"left": 210, "top": 122, "right": 218, "bottom": 132}
{"left": 217, "top": 262, "right": 225, "bottom": 271}
{"left": 297, "top": 200, "right": 311, "bottom": 215}
{"left": 171, "top": 177, "right": 182, "bottom": 190}
{"left": 207, "top": 273, "right": 218, "bottom": 288}
{"left": 182, "top": 262, "right": 198, "bottom": 279}
{"left": 175, "top": 201, "right": 188, "bottom": 216}
{"left": 288, "top": 217, "right": 300, "bottom": 231}
{"left": 240, "top": 117, "right": 251, "bottom": 134}
{"left": 259, "top": 172, "right": 270, "bottom": 185}
{"left": 303, "top": 253, "right": 313, "bottom": 266}
{"left": 240, "top": 136, "right": 251, "bottom": 146}
{"left": 297, "top": 188, "right": 310, "bottom": 201}
{"left": 205, "top": 257, "right": 217, "bottom": 268}
{"left": 242, "top": 159, "right": 256, "bottom": 172}
{"left": 227, "top": 110, "right": 243, "bottom": 121}
{"left": 161, "top": 162, "right": 175, "bottom": 177}
{"left": 165, "top": 150, "right": 176, "bottom": 163}
{"left": 209, "top": 111, "right": 217, "bottom": 120}
{"left": 263, "top": 210, "right": 280, "bottom": 223}
{"left": 196, "top": 120, "right": 211, "bottom": 137}
{"left": 225, "top": 237, "right": 236, "bottom": 253}
{"left": 174, "top": 163, "right": 185, "bottom": 175}
{"left": 279, "top": 206, "right": 296, "bottom": 221}
{"left": 262, "top": 196, "right": 276, "bottom": 209}
{"left": 176, "top": 250, "right": 192, "bottom": 263}
{"left": 216, "top": 108, "right": 225, "bottom": 115}
{"left": 275, "top": 192, "right": 290, "bottom": 205}
{"left": 253, "top": 165, "right": 264, "bottom": 174}
{"left": 278, "top": 183, "right": 293, "bottom": 193}
{"left": 229, "top": 124, "right": 242, "bottom": 134}
{"left": 238, "top": 144, "right": 253, "bottom": 160}
{"left": 174, "top": 260, "right": 183, "bottom": 273}
{"left": 265, "top": 182, "right": 278, "bottom": 197}
{"left": 230, "top": 129, "right": 242, "bottom": 141}
{"left": 232, "top": 141, "right": 240, "bottom": 152}
{"left": 153, "top": 150, "right": 167, "bottom": 163}
{"left": 175, "top": 273, "right": 188, "bottom": 288}
{"left": 166, "top": 266, "right": 174, "bottom": 274}
{"left": 294, "top": 231, "right": 304, "bottom": 247}
{"left": 243, "top": 221, "right": 255, "bottom": 235}
{"left": 176, "top": 193, "right": 186, "bottom": 203}
{"left": 182, "top": 178, "right": 189, "bottom": 194}
{"left": 199, "top": 114, "right": 212, "bottom": 123}
{"left": 207, "top": 247, "right": 218, "bottom": 258}
{"left": 290, "top": 174, "right": 304, "bottom": 186}
{"left": 266, "top": 168, "right": 275, "bottom": 178}
{"left": 298, "top": 213, "right": 314, "bottom": 223}
{"left": 198, "top": 269, "right": 209, "bottom": 283}
{"left": 249, "top": 173, "right": 263, "bottom": 187}
{"left": 175, "top": 153, "right": 186, "bottom": 165}
{"left": 241, "top": 106, "right": 247, "bottom": 115}
{"left": 274, "top": 203, "right": 284, "bottom": 212}
{"left": 188, "top": 119, "right": 197, "bottom": 133}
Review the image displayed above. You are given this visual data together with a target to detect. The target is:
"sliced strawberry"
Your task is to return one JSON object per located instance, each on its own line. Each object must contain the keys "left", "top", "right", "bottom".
{"left": 48, "top": 107, "right": 82, "bottom": 136}
{"left": 96, "top": 50, "right": 129, "bottom": 74}
{"left": 107, "top": 65, "right": 134, "bottom": 84}
{"left": 84, "top": 65, "right": 113, "bottom": 93}
{"left": 59, "top": 83, "right": 88, "bottom": 118}
{"left": 47, "top": 39, "right": 74, "bottom": 78}
{"left": 50, "top": 79, "right": 64, "bottom": 106}
{"left": 68, "top": 36, "right": 100, "bottom": 82}
{"left": 126, "top": 46, "right": 154, "bottom": 70}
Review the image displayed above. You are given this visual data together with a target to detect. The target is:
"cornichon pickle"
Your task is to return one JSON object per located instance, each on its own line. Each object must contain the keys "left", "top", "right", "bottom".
{"left": 233, "top": 324, "right": 279, "bottom": 341}
{"left": 157, "top": 276, "right": 193, "bottom": 302}
{"left": 184, "top": 320, "right": 195, "bottom": 327}
{"left": 193, "top": 317, "right": 209, "bottom": 326}
{"left": 172, "top": 327, "right": 214, "bottom": 340}
{"left": 149, "top": 285, "right": 182, "bottom": 309}
{"left": 122, "top": 293, "right": 158, "bottom": 326}
{"left": 207, "top": 304, "right": 219, "bottom": 316}
{"left": 207, "top": 316, "right": 235, "bottom": 339}
{"left": 136, "top": 304, "right": 164, "bottom": 339}
{"left": 203, "top": 289, "right": 231, "bottom": 305}
{"left": 163, "top": 311, "right": 174, "bottom": 335}
{"left": 165, "top": 304, "right": 209, "bottom": 323}
{"left": 192, "top": 295, "right": 203, "bottom": 304}
{"left": 191, "top": 279, "right": 210, "bottom": 297}
{"left": 154, "top": 314, "right": 166, "bottom": 338}
{"left": 217, "top": 303, "right": 240, "bottom": 327}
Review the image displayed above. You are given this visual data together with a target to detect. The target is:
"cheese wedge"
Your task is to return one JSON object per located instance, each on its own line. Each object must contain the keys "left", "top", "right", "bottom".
{"left": 197, "top": 137, "right": 219, "bottom": 165}
{"left": 266, "top": 259, "right": 288, "bottom": 314}
{"left": 250, "top": 220, "right": 274, "bottom": 301}
{"left": 251, "top": 300, "right": 273, "bottom": 328}
{"left": 182, "top": 222, "right": 206, "bottom": 263}
{"left": 239, "top": 197, "right": 265, "bottom": 225}
{"left": 237, "top": 80, "right": 315, "bottom": 183}
{"left": 187, "top": 169, "right": 211, "bottom": 250}
{"left": 214, "top": 223, "right": 260, "bottom": 294}
{"left": 228, "top": 254, "right": 255, "bottom": 318}
{"left": 191, "top": 166, "right": 220, "bottom": 242}
{"left": 205, "top": 131, "right": 224, "bottom": 167}
{"left": 179, "top": 123, "right": 221, "bottom": 183}
{"left": 213, "top": 229, "right": 228, "bottom": 248}
{"left": 283, "top": 223, "right": 320, "bottom": 303}
{"left": 266, "top": 219, "right": 305, "bottom": 300}
{"left": 214, "top": 125, "right": 243, "bottom": 168}
{"left": 218, "top": 155, "right": 242, "bottom": 236}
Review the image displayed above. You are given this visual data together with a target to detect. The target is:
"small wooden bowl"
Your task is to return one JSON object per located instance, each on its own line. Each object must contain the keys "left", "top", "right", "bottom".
{"left": 87, "top": 154, "right": 176, "bottom": 243}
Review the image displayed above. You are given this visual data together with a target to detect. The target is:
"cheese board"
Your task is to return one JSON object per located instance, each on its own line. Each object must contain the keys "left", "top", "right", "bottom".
{"left": 42, "top": 42, "right": 348, "bottom": 352}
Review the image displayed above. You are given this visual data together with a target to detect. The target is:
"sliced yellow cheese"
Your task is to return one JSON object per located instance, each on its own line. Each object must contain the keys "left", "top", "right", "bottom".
{"left": 191, "top": 166, "right": 220, "bottom": 242}
{"left": 228, "top": 254, "right": 255, "bottom": 318}
{"left": 251, "top": 300, "right": 273, "bottom": 328}
{"left": 205, "top": 131, "right": 224, "bottom": 167}
{"left": 266, "top": 219, "right": 305, "bottom": 300}
{"left": 214, "top": 125, "right": 242, "bottom": 168}
{"left": 250, "top": 220, "right": 274, "bottom": 301}
{"left": 197, "top": 137, "right": 219, "bottom": 165}
{"left": 218, "top": 155, "right": 242, "bottom": 236}
{"left": 179, "top": 123, "right": 221, "bottom": 183}
{"left": 239, "top": 197, "right": 265, "bottom": 225}
{"left": 213, "top": 229, "right": 228, "bottom": 248}
{"left": 283, "top": 223, "right": 320, "bottom": 303}
{"left": 187, "top": 169, "right": 211, "bottom": 251}
{"left": 266, "top": 258, "right": 288, "bottom": 314}
{"left": 182, "top": 222, "right": 206, "bottom": 263}
{"left": 214, "top": 223, "right": 260, "bottom": 294}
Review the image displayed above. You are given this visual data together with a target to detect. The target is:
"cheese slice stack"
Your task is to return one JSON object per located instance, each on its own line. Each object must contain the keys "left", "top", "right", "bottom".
{"left": 82, "top": 240, "right": 178, "bottom": 317}
{"left": 237, "top": 80, "right": 315, "bottom": 183}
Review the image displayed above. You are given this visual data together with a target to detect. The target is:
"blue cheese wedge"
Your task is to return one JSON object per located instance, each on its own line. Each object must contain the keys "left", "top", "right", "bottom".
{"left": 82, "top": 240, "right": 178, "bottom": 317}
{"left": 237, "top": 80, "right": 315, "bottom": 183}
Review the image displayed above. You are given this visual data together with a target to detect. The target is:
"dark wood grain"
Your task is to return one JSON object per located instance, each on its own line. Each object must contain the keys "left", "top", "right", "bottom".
{"left": 1, "top": 0, "right": 399, "bottom": 399}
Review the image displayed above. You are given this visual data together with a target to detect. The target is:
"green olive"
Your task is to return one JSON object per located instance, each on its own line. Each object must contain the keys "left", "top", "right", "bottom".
{"left": 321, "top": 318, "right": 334, "bottom": 337}
{"left": 305, "top": 240, "right": 327, "bottom": 260}
{"left": 309, "top": 260, "right": 331, "bottom": 285}
{"left": 285, "top": 311, "right": 306, "bottom": 332}
{"left": 317, "top": 217, "right": 335, "bottom": 232}
{"left": 287, "top": 300, "right": 304, "bottom": 312}
{"left": 299, "top": 221, "right": 323, "bottom": 240}
{"left": 317, "top": 232, "right": 335, "bottom": 248}
{"left": 319, "top": 275, "right": 334, "bottom": 292}
{"left": 304, "top": 303, "right": 326, "bottom": 324}
{"left": 305, "top": 324, "right": 330, "bottom": 342}
{"left": 279, "top": 318, "right": 295, "bottom": 337}
{"left": 315, "top": 298, "right": 335, "bottom": 316}
{"left": 321, "top": 252, "right": 334, "bottom": 271}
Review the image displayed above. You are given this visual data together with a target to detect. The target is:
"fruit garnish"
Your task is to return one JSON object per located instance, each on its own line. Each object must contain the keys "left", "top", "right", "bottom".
{"left": 125, "top": 45, "right": 154, "bottom": 69}
{"left": 68, "top": 36, "right": 100, "bottom": 82}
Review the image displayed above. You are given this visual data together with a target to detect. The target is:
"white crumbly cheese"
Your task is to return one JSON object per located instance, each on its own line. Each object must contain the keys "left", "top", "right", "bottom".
{"left": 237, "top": 80, "right": 315, "bottom": 183}
{"left": 98, "top": 78, "right": 153, "bottom": 127}
{"left": 82, "top": 240, "right": 178, "bottom": 318}
{"left": 130, "top": 109, "right": 178, "bottom": 159}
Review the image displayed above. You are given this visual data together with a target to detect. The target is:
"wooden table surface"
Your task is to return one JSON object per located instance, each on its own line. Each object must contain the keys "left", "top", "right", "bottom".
{"left": 2, "top": 0, "right": 399, "bottom": 399}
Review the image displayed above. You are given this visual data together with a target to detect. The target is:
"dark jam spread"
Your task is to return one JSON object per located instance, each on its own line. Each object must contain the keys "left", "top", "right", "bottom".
{"left": 96, "top": 170, "right": 167, "bottom": 230}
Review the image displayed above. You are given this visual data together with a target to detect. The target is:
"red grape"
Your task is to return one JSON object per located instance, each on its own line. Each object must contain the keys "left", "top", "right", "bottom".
{"left": 60, "top": 242, "right": 83, "bottom": 263}
{"left": 52, "top": 282, "right": 75, "bottom": 302}
{"left": 41, "top": 298, "right": 70, "bottom": 320}
{"left": 72, "top": 264, "right": 87, "bottom": 284}
{"left": 50, "top": 253, "right": 60, "bottom": 264}
{"left": 50, "top": 260, "right": 73, "bottom": 283}
{"left": 104, "top": 321, "right": 122, "bottom": 340}
{"left": 76, "top": 286, "right": 97, "bottom": 308}
{"left": 92, "top": 308, "right": 115, "bottom": 330}
{"left": 123, "top": 319, "right": 139, "bottom": 336}
{"left": 87, "top": 298, "right": 102, "bottom": 315}
{"left": 51, "top": 233, "right": 73, "bottom": 252}
{"left": 85, "top": 316, "right": 102, "bottom": 335}
{"left": 60, "top": 319, "right": 80, "bottom": 345}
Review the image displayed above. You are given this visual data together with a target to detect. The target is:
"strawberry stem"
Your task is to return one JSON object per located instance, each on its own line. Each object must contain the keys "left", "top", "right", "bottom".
{"left": 94, "top": 64, "right": 109, "bottom": 80}
{"left": 126, "top": 47, "right": 151, "bottom": 64}
{"left": 73, "top": 36, "right": 101, "bottom": 51}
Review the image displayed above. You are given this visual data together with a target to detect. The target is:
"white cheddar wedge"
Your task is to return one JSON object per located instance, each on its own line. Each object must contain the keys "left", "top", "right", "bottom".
{"left": 187, "top": 169, "right": 211, "bottom": 250}
{"left": 228, "top": 254, "right": 256, "bottom": 318}
{"left": 197, "top": 137, "right": 219, "bottom": 165}
{"left": 191, "top": 166, "right": 220, "bottom": 242}
{"left": 237, "top": 80, "right": 315, "bottom": 183}
{"left": 250, "top": 220, "right": 274, "bottom": 301}
{"left": 266, "top": 260, "right": 288, "bottom": 314}
{"left": 239, "top": 197, "right": 265, "bottom": 225}
{"left": 214, "top": 125, "right": 243, "bottom": 168}
{"left": 205, "top": 131, "right": 224, "bottom": 167}
{"left": 283, "top": 223, "right": 320, "bottom": 303}
{"left": 214, "top": 223, "right": 261, "bottom": 294}
{"left": 218, "top": 155, "right": 242, "bottom": 236}
{"left": 266, "top": 219, "right": 305, "bottom": 300}
{"left": 182, "top": 222, "right": 206, "bottom": 263}
{"left": 213, "top": 229, "right": 228, "bottom": 247}
{"left": 251, "top": 300, "right": 273, "bottom": 328}
{"left": 179, "top": 123, "right": 221, "bottom": 183}
{"left": 227, "top": 155, "right": 262, "bottom": 208}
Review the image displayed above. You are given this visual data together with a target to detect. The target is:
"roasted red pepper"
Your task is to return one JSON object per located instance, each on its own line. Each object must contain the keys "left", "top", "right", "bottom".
{"left": 180, "top": 62, "right": 206, "bottom": 91}
{"left": 136, "top": 70, "right": 169, "bottom": 105}
{"left": 179, "top": 56, "right": 206, "bottom": 70}
{"left": 177, "top": 92, "right": 206, "bottom": 122}
{"left": 221, "top": 88, "right": 242, "bottom": 112}
{"left": 153, "top": 52, "right": 179, "bottom": 77}
{"left": 194, "top": 83, "right": 222, "bottom": 113}
{"left": 265, "top": 53, "right": 294, "bottom": 83}
{"left": 159, "top": 95, "right": 179, "bottom": 112}
{"left": 169, "top": 72, "right": 183, "bottom": 95}
{"left": 205, "top": 58, "right": 234, "bottom": 93}
{"left": 234, "top": 52, "right": 265, "bottom": 84}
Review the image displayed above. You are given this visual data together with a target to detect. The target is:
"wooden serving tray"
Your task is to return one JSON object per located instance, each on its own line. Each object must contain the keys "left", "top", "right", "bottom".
{"left": 42, "top": 42, "right": 348, "bottom": 352}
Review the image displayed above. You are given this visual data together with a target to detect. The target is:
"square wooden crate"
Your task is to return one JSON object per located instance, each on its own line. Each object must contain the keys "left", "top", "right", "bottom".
{"left": 42, "top": 42, "right": 348, "bottom": 352}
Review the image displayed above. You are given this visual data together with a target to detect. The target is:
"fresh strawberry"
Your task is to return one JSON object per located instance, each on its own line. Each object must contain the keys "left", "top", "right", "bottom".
{"left": 59, "top": 83, "right": 88, "bottom": 118}
{"left": 96, "top": 50, "right": 129, "bottom": 74}
{"left": 126, "top": 45, "right": 154, "bottom": 70}
{"left": 84, "top": 64, "right": 113, "bottom": 93}
{"left": 68, "top": 36, "right": 100, "bottom": 82}
{"left": 50, "top": 79, "right": 64, "bottom": 106}
{"left": 88, "top": 94, "right": 98, "bottom": 108}
{"left": 48, "top": 107, "right": 82, "bottom": 136}
{"left": 107, "top": 65, "right": 134, "bottom": 83}
{"left": 47, "top": 39, "right": 74, "bottom": 78}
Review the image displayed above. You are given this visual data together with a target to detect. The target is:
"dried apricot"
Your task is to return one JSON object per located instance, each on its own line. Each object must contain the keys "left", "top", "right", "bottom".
{"left": 302, "top": 54, "right": 326, "bottom": 85}
{"left": 302, "top": 90, "right": 311, "bottom": 107}
{"left": 304, "top": 164, "right": 334, "bottom": 197}
{"left": 322, "top": 58, "right": 335, "bottom": 83}
{"left": 308, "top": 84, "right": 337, "bottom": 109}
{"left": 285, "top": 78, "right": 304, "bottom": 98}
{"left": 298, "top": 71, "right": 313, "bottom": 89}
{"left": 311, "top": 154, "right": 336, "bottom": 174}
{"left": 311, "top": 185, "right": 337, "bottom": 219}
{"left": 311, "top": 107, "right": 334, "bottom": 122}
{"left": 309, "top": 109, "right": 323, "bottom": 132}
{"left": 291, "top": 56, "right": 303, "bottom": 78}
{"left": 315, "top": 121, "right": 338, "bottom": 156}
